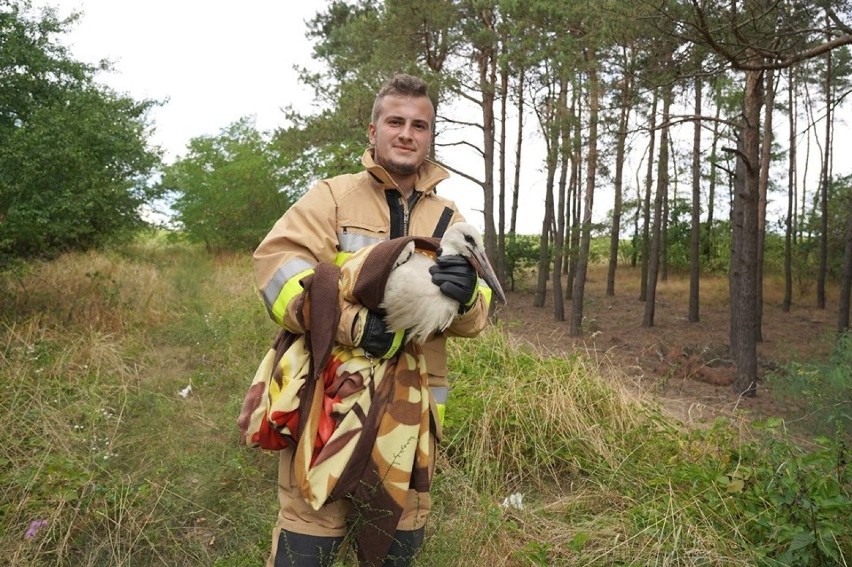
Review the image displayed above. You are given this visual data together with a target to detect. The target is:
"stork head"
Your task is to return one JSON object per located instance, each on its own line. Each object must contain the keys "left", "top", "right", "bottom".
{"left": 440, "top": 223, "right": 507, "bottom": 304}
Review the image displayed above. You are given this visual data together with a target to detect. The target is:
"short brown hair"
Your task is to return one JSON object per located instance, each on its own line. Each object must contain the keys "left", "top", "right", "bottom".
{"left": 371, "top": 74, "right": 431, "bottom": 125}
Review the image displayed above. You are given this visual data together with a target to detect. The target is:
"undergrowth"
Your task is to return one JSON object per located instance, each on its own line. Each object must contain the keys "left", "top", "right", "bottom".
{"left": 1, "top": 240, "right": 849, "bottom": 566}
{"left": 764, "top": 331, "right": 852, "bottom": 438}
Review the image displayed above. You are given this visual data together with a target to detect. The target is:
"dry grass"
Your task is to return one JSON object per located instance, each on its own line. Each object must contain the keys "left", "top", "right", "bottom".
{"left": 0, "top": 244, "right": 278, "bottom": 566}
{"left": 1, "top": 243, "right": 848, "bottom": 566}
{"left": 421, "top": 331, "right": 765, "bottom": 566}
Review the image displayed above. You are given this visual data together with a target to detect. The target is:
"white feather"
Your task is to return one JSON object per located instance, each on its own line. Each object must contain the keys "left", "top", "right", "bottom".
{"left": 380, "top": 223, "right": 492, "bottom": 345}
{"left": 380, "top": 249, "right": 457, "bottom": 344}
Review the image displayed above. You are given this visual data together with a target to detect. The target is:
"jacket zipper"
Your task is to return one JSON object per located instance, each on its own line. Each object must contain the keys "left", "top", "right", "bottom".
{"left": 386, "top": 190, "right": 421, "bottom": 238}
{"left": 403, "top": 191, "right": 421, "bottom": 236}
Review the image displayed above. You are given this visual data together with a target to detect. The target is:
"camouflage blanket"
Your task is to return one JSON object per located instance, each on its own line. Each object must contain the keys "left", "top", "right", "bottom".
{"left": 237, "top": 237, "right": 440, "bottom": 566}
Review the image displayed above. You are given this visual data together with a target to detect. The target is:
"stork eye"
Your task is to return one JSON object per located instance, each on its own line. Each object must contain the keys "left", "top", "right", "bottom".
{"left": 464, "top": 234, "right": 475, "bottom": 244}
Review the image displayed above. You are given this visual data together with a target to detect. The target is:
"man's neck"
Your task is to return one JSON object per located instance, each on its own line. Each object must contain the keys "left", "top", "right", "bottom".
{"left": 392, "top": 175, "right": 415, "bottom": 199}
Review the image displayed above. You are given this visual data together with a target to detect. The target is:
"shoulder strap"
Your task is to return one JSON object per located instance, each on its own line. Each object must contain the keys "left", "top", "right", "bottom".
{"left": 432, "top": 206, "right": 454, "bottom": 238}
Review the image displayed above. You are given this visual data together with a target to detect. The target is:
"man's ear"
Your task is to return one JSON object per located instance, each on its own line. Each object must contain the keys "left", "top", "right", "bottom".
{"left": 367, "top": 123, "right": 376, "bottom": 145}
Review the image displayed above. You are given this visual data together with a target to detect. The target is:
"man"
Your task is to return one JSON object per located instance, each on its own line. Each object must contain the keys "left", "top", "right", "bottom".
{"left": 253, "top": 73, "right": 495, "bottom": 566}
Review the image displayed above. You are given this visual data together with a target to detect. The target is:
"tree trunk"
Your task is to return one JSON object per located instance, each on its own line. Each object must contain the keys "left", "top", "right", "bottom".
{"left": 729, "top": 66, "right": 763, "bottom": 397}
{"left": 756, "top": 68, "right": 775, "bottom": 342}
{"left": 607, "top": 48, "right": 632, "bottom": 297}
{"left": 800, "top": 94, "right": 812, "bottom": 243}
{"left": 839, "top": 199, "right": 852, "bottom": 333}
{"left": 639, "top": 91, "right": 659, "bottom": 302}
{"left": 476, "top": 10, "right": 499, "bottom": 270}
{"left": 662, "top": 144, "right": 671, "bottom": 283}
{"left": 632, "top": 178, "right": 641, "bottom": 267}
{"left": 783, "top": 65, "right": 796, "bottom": 313}
{"left": 534, "top": 79, "right": 561, "bottom": 308}
{"left": 496, "top": 36, "right": 509, "bottom": 285}
{"left": 704, "top": 77, "right": 722, "bottom": 262}
{"left": 643, "top": 85, "right": 672, "bottom": 328}
{"left": 510, "top": 71, "right": 524, "bottom": 236}
{"left": 566, "top": 88, "right": 582, "bottom": 301}
{"left": 552, "top": 79, "right": 570, "bottom": 322}
{"left": 569, "top": 51, "right": 599, "bottom": 337}
{"left": 817, "top": 43, "right": 832, "bottom": 309}
{"left": 689, "top": 75, "right": 702, "bottom": 323}
{"left": 507, "top": 71, "right": 525, "bottom": 293}
{"left": 534, "top": 175, "right": 554, "bottom": 308}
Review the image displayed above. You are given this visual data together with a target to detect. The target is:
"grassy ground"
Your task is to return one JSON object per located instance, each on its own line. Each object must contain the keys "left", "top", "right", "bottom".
{"left": 1, "top": 239, "right": 849, "bottom": 566}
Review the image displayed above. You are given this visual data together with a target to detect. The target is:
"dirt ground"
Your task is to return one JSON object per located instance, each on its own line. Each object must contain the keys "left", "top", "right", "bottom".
{"left": 492, "top": 264, "right": 840, "bottom": 427}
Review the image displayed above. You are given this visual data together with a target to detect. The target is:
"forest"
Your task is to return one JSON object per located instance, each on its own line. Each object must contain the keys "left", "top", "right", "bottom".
{"left": 3, "top": 0, "right": 852, "bottom": 398}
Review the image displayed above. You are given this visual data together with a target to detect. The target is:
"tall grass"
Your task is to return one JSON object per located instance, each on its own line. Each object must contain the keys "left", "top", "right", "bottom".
{"left": 427, "top": 335, "right": 746, "bottom": 566}
{"left": 432, "top": 334, "right": 850, "bottom": 566}
{"left": 1, "top": 240, "right": 849, "bottom": 566}
{"left": 1, "top": 241, "right": 279, "bottom": 566}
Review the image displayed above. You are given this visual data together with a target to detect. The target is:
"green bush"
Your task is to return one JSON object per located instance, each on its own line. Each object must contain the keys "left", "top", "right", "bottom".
{"left": 504, "top": 234, "right": 543, "bottom": 291}
{"left": 765, "top": 331, "right": 852, "bottom": 437}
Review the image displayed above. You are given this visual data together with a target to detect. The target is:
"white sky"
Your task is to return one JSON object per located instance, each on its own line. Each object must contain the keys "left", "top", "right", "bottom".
{"left": 30, "top": 0, "right": 852, "bottom": 237}
{"left": 39, "top": 0, "right": 317, "bottom": 159}
{"left": 34, "top": 0, "right": 516, "bottom": 232}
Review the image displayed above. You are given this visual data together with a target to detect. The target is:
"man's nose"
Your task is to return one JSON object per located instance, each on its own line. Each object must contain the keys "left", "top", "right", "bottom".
{"left": 398, "top": 122, "right": 413, "bottom": 140}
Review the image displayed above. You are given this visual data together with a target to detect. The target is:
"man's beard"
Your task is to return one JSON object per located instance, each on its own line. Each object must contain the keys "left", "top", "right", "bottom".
{"left": 376, "top": 153, "right": 417, "bottom": 176}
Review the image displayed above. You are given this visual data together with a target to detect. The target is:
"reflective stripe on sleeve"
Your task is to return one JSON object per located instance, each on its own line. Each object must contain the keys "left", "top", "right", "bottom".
{"left": 266, "top": 265, "right": 315, "bottom": 326}
{"left": 479, "top": 280, "right": 493, "bottom": 307}
{"left": 334, "top": 251, "right": 353, "bottom": 266}
{"left": 431, "top": 386, "right": 449, "bottom": 427}
{"left": 262, "top": 258, "right": 315, "bottom": 311}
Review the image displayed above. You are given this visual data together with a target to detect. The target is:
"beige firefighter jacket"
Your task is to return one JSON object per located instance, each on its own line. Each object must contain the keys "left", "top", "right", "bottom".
{"left": 253, "top": 149, "right": 491, "bottom": 389}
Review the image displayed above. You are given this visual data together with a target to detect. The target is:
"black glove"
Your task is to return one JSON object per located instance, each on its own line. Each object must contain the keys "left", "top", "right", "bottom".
{"left": 356, "top": 309, "right": 404, "bottom": 359}
{"left": 429, "top": 255, "right": 478, "bottom": 309}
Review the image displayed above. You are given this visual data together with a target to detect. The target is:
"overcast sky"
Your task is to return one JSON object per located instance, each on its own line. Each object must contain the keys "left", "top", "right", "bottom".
{"left": 39, "top": 0, "right": 318, "bottom": 160}
{"left": 34, "top": 0, "right": 514, "bottom": 231}
{"left": 30, "top": 0, "right": 852, "bottom": 236}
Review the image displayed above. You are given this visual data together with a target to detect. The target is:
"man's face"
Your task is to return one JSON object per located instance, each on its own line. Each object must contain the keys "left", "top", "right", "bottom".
{"left": 368, "top": 94, "right": 434, "bottom": 180}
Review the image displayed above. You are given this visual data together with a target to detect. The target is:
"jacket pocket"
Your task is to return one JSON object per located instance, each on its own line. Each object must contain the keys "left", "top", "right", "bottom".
{"left": 338, "top": 220, "right": 387, "bottom": 252}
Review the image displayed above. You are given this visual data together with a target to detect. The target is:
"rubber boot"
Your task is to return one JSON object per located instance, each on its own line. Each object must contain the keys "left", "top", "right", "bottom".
{"left": 381, "top": 528, "right": 425, "bottom": 567}
{"left": 274, "top": 529, "right": 343, "bottom": 567}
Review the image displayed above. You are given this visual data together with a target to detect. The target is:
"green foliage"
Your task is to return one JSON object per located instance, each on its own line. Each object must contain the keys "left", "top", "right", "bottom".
{"left": 273, "top": 110, "right": 365, "bottom": 185}
{"left": 503, "top": 233, "right": 542, "bottom": 290}
{"left": 664, "top": 196, "right": 693, "bottom": 271}
{"left": 440, "top": 332, "right": 851, "bottom": 565}
{"left": 791, "top": 174, "right": 852, "bottom": 280}
{"left": 765, "top": 331, "right": 852, "bottom": 437}
{"left": 163, "top": 118, "right": 297, "bottom": 252}
{"left": 0, "top": 1, "right": 162, "bottom": 264}
{"left": 3, "top": 241, "right": 850, "bottom": 566}
{"left": 586, "top": 229, "right": 611, "bottom": 263}
{"left": 710, "top": 420, "right": 851, "bottom": 566}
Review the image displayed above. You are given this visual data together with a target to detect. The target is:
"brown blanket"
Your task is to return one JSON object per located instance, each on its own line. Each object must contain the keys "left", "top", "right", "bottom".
{"left": 237, "top": 236, "right": 440, "bottom": 566}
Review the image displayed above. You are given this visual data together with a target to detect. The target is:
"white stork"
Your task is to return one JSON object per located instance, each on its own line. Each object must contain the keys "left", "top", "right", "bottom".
{"left": 380, "top": 222, "right": 507, "bottom": 344}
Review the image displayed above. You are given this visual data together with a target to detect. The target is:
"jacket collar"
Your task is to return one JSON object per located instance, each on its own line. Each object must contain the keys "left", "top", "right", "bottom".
{"left": 362, "top": 149, "right": 450, "bottom": 195}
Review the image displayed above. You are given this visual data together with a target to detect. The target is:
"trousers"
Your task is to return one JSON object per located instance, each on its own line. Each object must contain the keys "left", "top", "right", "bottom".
{"left": 266, "top": 436, "right": 436, "bottom": 566}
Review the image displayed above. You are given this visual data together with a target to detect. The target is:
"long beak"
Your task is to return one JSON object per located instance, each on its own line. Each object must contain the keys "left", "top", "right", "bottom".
{"left": 469, "top": 248, "right": 507, "bottom": 304}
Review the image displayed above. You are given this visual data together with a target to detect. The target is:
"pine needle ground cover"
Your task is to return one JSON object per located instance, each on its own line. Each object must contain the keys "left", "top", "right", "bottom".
{"left": 1, "top": 241, "right": 848, "bottom": 566}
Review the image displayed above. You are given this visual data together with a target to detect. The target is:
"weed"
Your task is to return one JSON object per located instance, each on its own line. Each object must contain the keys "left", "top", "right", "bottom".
{"left": 765, "top": 331, "right": 852, "bottom": 437}
{"left": 1, "top": 241, "right": 849, "bottom": 566}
